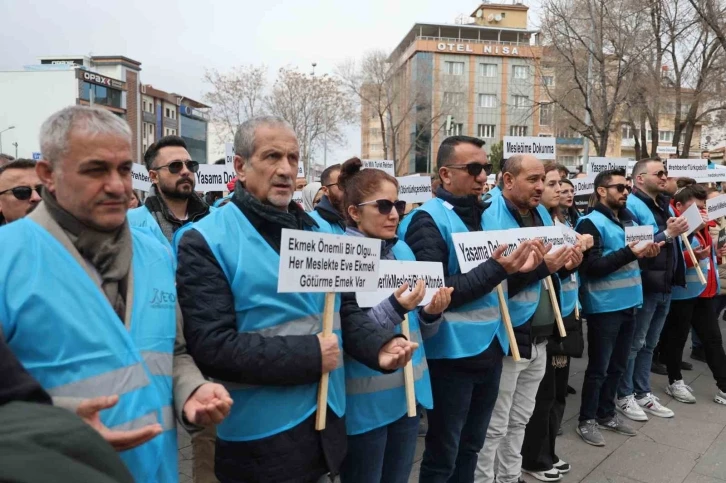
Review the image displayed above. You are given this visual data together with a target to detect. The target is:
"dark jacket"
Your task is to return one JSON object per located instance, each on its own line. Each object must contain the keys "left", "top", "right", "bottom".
{"left": 629, "top": 189, "right": 686, "bottom": 293}
{"left": 176, "top": 188, "right": 402, "bottom": 482}
{"left": 402, "top": 187, "right": 508, "bottom": 370}
{"left": 144, "top": 186, "right": 210, "bottom": 242}
{"left": 314, "top": 195, "right": 346, "bottom": 232}
{"left": 0, "top": 334, "right": 51, "bottom": 407}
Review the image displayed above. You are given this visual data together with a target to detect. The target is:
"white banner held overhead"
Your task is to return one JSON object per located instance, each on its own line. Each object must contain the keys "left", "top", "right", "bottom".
{"left": 573, "top": 175, "right": 596, "bottom": 196}
{"left": 707, "top": 194, "right": 726, "bottom": 221}
{"left": 587, "top": 157, "right": 629, "bottom": 175}
{"left": 682, "top": 202, "right": 704, "bottom": 236}
{"left": 398, "top": 176, "right": 433, "bottom": 203}
{"left": 292, "top": 191, "right": 304, "bottom": 206}
{"left": 624, "top": 225, "right": 654, "bottom": 249}
{"left": 132, "top": 163, "right": 152, "bottom": 192}
{"left": 667, "top": 159, "right": 708, "bottom": 178}
{"left": 195, "top": 164, "right": 236, "bottom": 192}
{"left": 657, "top": 146, "right": 678, "bottom": 155}
{"left": 362, "top": 160, "right": 395, "bottom": 176}
{"left": 356, "top": 260, "right": 445, "bottom": 308}
{"left": 503, "top": 136, "right": 556, "bottom": 160}
{"left": 278, "top": 229, "right": 381, "bottom": 293}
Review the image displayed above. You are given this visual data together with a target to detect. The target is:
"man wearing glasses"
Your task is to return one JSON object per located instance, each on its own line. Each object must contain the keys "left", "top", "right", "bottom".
{"left": 0, "top": 159, "right": 42, "bottom": 225}
{"left": 128, "top": 136, "right": 211, "bottom": 248}
{"left": 309, "top": 162, "right": 346, "bottom": 233}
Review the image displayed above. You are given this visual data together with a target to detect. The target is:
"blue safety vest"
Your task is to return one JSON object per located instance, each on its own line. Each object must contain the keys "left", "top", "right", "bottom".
{"left": 128, "top": 205, "right": 214, "bottom": 260}
{"left": 576, "top": 210, "right": 643, "bottom": 313}
{"left": 626, "top": 194, "right": 675, "bottom": 233}
{"left": 0, "top": 219, "right": 178, "bottom": 482}
{"left": 671, "top": 236, "right": 716, "bottom": 300}
{"left": 344, "top": 240, "right": 433, "bottom": 436}
{"left": 485, "top": 186, "right": 502, "bottom": 200}
{"left": 308, "top": 209, "right": 345, "bottom": 235}
{"left": 482, "top": 195, "right": 554, "bottom": 326}
{"left": 189, "top": 206, "right": 346, "bottom": 442}
{"left": 398, "top": 198, "right": 507, "bottom": 358}
{"left": 558, "top": 219, "right": 580, "bottom": 317}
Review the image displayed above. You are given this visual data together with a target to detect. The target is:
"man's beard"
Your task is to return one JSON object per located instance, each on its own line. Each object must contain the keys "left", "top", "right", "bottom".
{"left": 160, "top": 179, "right": 194, "bottom": 201}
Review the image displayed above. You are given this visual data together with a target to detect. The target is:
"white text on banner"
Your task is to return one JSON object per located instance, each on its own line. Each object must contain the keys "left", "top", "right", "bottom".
{"left": 682, "top": 202, "right": 704, "bottom": 236}
{"left": 356, "top": 260, "right": 445, "bottom": 308}
{"left": 707, "top": 194, "right": 726, "bottom": 221}
{"left": 362, "top": 160, "right": 395, "bottom": 176}
{"left": 587, "top": 157, "right": 629, "bottom": 175}
{"left": 278, "top": 229, "right": 381, "bottom": 293}
{"left": 398, "top": 176, "right": 433, "bottom": 203}
{"left": 503, "top": 136, "right": 556, "bottom": 160}
{"left": 132, "top": 163, "right": 151, "bottom": 192}
{"left": 667, "top": 159, "right": 708, "bottom": 178}
{"left": 624, "top": 225, "right": 654, "bottom": 249}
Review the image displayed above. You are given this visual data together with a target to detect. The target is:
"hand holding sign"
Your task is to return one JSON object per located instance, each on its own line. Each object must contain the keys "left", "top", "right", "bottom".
{"left": 317, "top": 331, "right": 340, "bottom": 374}
{"left": 577, "top": 233, "right": 594, "bottom": 252}
{"left": 544, "top": 245, "right": 570, "bottom": 273}
{"left": 666, "top": 216, "right": 689, "bottom": 238}
{"left": 564, "top": 246, "right": 584, "bottom": 271}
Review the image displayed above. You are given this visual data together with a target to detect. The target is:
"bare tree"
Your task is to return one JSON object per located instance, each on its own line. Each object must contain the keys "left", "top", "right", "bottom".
{"left": 687, "top": 0, "right": 726, "bottom": 51}
{"left": 266, "top": 67, "right": 356, "bottom": 176}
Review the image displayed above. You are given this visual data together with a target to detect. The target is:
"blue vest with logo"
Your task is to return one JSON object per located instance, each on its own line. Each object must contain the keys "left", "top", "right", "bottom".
{"left": 559, "top": 219, "right": 580, "bottom": 317}
{"left": 188, "top": 206, "right": 346, "bottom": 442}
{"left": 344, "top": 240, "right": 433, "bottom": 435}
{"left": 576, "top": 210, "right": 643, "bottom": 313}
{"left": 398, "top": 198, "right": 507, "bottom": 358}
{"left": 482, "top": 195, "right": 554, "bottom": 326}
{"left": 0, "top": 219, "right": 178, "bottom": 482}
{"left": 309, "top": 209, "right": 345, "bottom": 235}
{"left": 671, "top": 236, "right": 715, "bottom": 300}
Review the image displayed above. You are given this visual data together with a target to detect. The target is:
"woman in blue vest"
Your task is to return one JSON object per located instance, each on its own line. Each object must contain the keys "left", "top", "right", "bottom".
{"left": 336, "top": 158, "right": 454, "bottom": 483}
{"left": 660, "top": 179, "right": 726, "bottom": 406}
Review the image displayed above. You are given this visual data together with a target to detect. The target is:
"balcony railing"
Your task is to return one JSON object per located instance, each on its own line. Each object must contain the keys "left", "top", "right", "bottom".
{"left": 416, "top": 35, "right": 530, "bottom": 47}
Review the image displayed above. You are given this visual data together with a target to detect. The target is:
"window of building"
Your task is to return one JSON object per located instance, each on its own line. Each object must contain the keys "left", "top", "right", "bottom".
{"left": 443, "top": 92, "right": 465, "bottom": 107}
{"left": 513, "top": 95, "right": 529, "bottom": 109}
{"left": 510, "top": 125, "right": 528, "bottom": 136}
{"left": 659, "top": 130, "right": 674, "bottom": 142}
{"left": 143, "top": 143, "right": 147, "bottom": 153}
{"left": 540, "top": 103, "right": 553, "bottom": 125}
{"left": 513, "top": 66, "right": 529, "bottom": 80}
{"left": 559, "top": 155, "right": 576, "bottom": 166}
{"left": 478, "top": 94, "right": 497, "bottom": 108}
{"left": 478, "top": 124, "right": 495, "bottom": 138}
{"left": 542, "top": 75, "right": 554, "bottom": 86}
{"left": 479, "top": 63, "right": 497, "bottom": 77}
{"left": 444, "top": 61, "right": 465, "bottom": 75}
{"left": 450, "top": 123, "right": 464, "bottom": 136}
{"left": 165, "top": 108, "right": 171, "bottom": 118}
{"left": 80, "top": 82, "right": 123, "bottom": 109}
{"left": 143, "top": 101, "right": 147, "bottom": 112}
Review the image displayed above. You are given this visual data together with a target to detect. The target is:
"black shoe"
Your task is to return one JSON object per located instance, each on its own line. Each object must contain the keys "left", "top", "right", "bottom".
{"left": 567, "top": 385, "right": 577, "bottom": 395}
{"left": 681, "top": 360, "right": 693, "bottom": 371}
{"left": 651, "top": 361, "right": 668, "bottom": 375}
{"left": 691, "top": 347, "right": 706, "bottom": 362}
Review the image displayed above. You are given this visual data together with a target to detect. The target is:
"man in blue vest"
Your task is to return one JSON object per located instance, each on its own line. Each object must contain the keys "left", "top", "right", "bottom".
{"left": 0, "top": 106, "right": 232, "bottom": 482}
{"left": 128, "top": 135, "right": 210, "bottom": 247}
{"left": 614, "top": 158, "right": 689, "bottom": 422}
{"left": 176, "top": 115, "right": 418, "bottom": 483}
{"left": 475, "top": 155, "right": 580, "bottom": 483}
{"left": 309, "top": 162, "right": 346, "bottom": 233}
{"left": 575, "top": 168, "right": 663, "bottom": 446}
{"left": 399, "top": 136, "right": 547, "bottom": 483}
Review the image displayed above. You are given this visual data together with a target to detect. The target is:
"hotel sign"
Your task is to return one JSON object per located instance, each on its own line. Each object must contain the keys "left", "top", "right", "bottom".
{"left": 436, "top": 42, "right": 521, "bottom": 56}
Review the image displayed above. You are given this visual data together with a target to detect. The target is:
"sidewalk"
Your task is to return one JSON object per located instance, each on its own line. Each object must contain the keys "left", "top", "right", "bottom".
{"left": 177, "top": 320, "right": 726, "bottom": 483}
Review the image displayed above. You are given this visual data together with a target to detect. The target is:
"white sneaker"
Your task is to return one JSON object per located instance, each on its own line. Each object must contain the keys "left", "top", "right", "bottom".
{"left": 715, "top": 389, "right": 726, "bottom": 405}
{"left": 616, "top": 394, "right": 648, "bottom": 421}
{"left": 666, "top": 380, "right": 696, "bottom": 404}
{"left": 637, "top": 393, "right": 674, "bottom": 418}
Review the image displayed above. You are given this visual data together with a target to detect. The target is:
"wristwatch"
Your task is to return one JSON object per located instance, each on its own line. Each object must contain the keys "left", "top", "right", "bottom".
{"left": 664, "top": 233, "right": 673, "bottom": 243}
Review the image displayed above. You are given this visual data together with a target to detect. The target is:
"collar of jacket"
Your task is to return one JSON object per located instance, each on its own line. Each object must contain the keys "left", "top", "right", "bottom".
{"left": 231, "top": 183, "right": 318, "bottom": 230}
{"left": 435, "top": 186, "right": 484, "bottom": 229}
{"left": 499, "top": 195, "right": 544, "bottom": 227}
{"left": 633, "top": 188, "right": 671, "bottom": 215}
{"left": 593, "top": 202, "right": 635, "bottom": 227}
{"left": 144, "top": 185, "right": 210, "bottom": 223}
{"left": 314, "top": 195, "right": 346, "bottom": 229}
{"left": 344, "top": 226, "right": 398, "bottom": 259}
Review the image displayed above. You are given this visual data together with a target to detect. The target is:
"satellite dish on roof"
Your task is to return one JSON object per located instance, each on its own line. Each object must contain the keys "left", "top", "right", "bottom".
{"left": 495, "top": 14, "right": 503, "bottom": 21}
{"left": 487, "top": 13, "right": 495, "bottom": 21}
{"left": 476, "top": 9, "right": 483, "bottom": 17}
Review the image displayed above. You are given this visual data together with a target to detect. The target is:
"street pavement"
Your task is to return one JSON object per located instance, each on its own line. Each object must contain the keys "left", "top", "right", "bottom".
{"left": 178, "top": 318, "right": 726, "bottom": 483}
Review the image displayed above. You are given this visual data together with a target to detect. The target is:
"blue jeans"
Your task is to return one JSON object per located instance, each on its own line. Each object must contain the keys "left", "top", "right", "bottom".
{"left": 419, "top": 358, "right": 503, "bottom": 483}
{"left": 617, "top": 292, "right": 671, "bottom": 399}
{"left": 579, "top": 309, "right": 637, "bottom": 421}
{"left": 340, "top": 414, "right": 420, "bottom": 483}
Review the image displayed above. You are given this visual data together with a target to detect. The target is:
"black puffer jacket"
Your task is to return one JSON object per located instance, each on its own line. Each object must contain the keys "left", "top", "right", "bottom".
{"left": 176, "top": 188, "right": 401, "bottom": 483}
{"left": 313, "top": 195, "right": 346, "bottom": 232}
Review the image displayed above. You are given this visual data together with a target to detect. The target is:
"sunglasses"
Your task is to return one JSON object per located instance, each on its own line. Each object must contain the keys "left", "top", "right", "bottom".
{"left": 446, "top": 162, "right": 493, "bottom": 177}
{"left": 605, "top": 184, "right": 628, "bottom": 193}
{"left": 358, "top": 199, "right": 407, "bottom": 216}
{"left": 151, "top": 160, "right": 199, "bottom": 174}
{"left": 646, "top": 170, "right": 668, "bottom": 179}
{"left": 0, "top": 184, "right": 43, "bottom": 200}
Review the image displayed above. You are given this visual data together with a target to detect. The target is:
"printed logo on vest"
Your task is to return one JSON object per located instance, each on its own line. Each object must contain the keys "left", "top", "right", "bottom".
{"left": 150, "top": 289, "right": 176, "bottom": 309}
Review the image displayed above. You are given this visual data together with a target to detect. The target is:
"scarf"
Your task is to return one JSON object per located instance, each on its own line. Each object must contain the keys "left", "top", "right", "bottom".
{"left": 42, "top": 189, "right": 132, "bottom": 321}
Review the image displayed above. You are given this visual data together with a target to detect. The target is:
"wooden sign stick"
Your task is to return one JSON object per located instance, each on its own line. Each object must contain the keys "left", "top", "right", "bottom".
{"left": 496, "top": 284, "right": 520, "bottom": 361}
{"left": 545, "top": 276, "right": 567, "bottom": 337}
{"left": 575, "top": 304, "right": 580, "bottom": 320}
{"left": 681, "top": 234, "right": 707, "bottom": 285}
{"left": 400, "top": 314, "right": 417, "bottom": 418}
{"left": 315, "top": 292, "right": 336, "bottom": 431}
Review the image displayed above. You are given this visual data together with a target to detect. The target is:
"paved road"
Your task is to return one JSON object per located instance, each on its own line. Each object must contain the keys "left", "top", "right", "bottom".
{"left": 178, "top": 319, "right": 726, "bottom": 483}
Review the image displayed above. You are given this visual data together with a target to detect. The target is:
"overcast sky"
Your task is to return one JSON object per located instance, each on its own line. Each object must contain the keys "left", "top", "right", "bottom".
{"left": 0, "top": 0, "right": 540, "bottom": 165}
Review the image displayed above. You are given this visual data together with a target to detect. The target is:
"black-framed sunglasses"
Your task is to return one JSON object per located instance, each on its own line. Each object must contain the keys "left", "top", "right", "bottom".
{"left": 0, "top": 184, "right": 43, "bottom": 200}
{"left": 605, "top": 184, "right": 628, "bottom": 193}
{"left": 646, "top": 170, "right": 668, "bottom": 179}
{"left": 324, "top": 182, "right": 339, "bottom": 189}
{"left": 151, "top": 160, "right": 199, "bottom": 174}
{"left": 358, "top": 199, "right": 407, "bottom": 216}
{"left": 446, "top": 162, "right": 493, "bottom": 177}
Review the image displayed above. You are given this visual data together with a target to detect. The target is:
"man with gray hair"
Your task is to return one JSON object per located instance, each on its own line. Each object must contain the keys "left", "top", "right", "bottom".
{"left": 176, "top": 115, "right": 418, "bottom": 482}
{"left": 0, "top": 105, "right": 233, "bottom": 482}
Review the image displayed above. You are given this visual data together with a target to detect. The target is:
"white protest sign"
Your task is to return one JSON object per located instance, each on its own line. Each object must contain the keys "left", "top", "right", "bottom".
{"left": 293, "top": 191, "right": 304, "bottom": 206}
{"left": 278, "top": 229, "right": 381, "bottom": 293}
{"left": 657, "top": 146, "right": 677, "bottom": 155}
{"left": 225, "top": 142, "right": 236, "bottom": 178}
{"left": 587, "top": 157, "right": 629, "bottom": 175}
{"left": 573, "top": 175, "right": 596, "bottom": 196}
{"left": 510, "top": 226, "right": 569, "bottom": 252}
{"left": 682, "top": 202, "right": 705, "bottom": 236}
{"left": 356, "top": 260, "right": 445, "bottom": 308}
{"left": 298, "top": 163, "right": 305, "bottom": 178}
{"left": 707, "top": 194, "right": 726, "bottom": 221}
{"left": 503, "top": 136, "right": 556, "bottom": 160}
{"left": 557, "top": 222, "right": 578, "bottom": 247}
{"left": 362, "top": 159, "right": 395, "bottom": 176}
{"left": 452, "top": 230, "right": 516, "bottom": 274}
{"left": 693, "top": 169, "right": 726, "bottom": 184}
{"left": 195, "top": 164, "right": 236, "bottom": 192}
{"left": 624, "top": 225, "right": 654, "bottom": 249}
{"left": 132, "top": 163, "right": 151, "bottom": 192}
{"left": 667, "top": 159, "right": 708, "bottom": 178}
{"left": 398, "top": 176, "right": 432, "bottom": 203}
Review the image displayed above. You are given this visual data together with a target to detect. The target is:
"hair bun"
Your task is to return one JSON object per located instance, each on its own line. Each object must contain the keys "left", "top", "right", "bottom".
{"left": 338, "top": 157, "right": 362, "bottom": 190}
{"left": 676, "top": 177, "right": 697, "bottom": 189}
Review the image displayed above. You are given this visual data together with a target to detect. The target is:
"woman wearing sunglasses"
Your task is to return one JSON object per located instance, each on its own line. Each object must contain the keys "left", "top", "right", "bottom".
{"left": 336, "top": 158, "right": 454, "bottom": 483}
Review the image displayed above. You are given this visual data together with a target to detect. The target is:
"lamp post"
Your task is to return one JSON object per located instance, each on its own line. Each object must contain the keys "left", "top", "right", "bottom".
{"left": 12, "top": 142, "right": 18, "bottom": 159}
{"left": 0, "top": 125, "right": 16, "bottom": 155}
